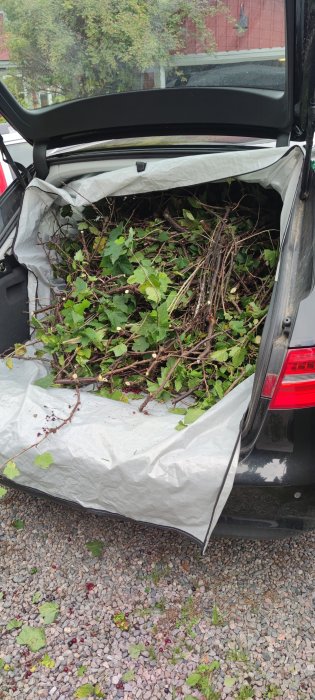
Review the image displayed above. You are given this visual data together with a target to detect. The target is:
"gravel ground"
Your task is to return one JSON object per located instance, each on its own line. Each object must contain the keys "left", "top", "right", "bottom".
{"left": 0, "top": 488, "right": 314, "bottom": 700}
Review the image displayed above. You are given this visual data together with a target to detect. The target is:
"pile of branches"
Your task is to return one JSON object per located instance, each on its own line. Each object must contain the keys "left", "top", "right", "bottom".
{"left": 32, "top": 183, "right": 279, "bottom": 426}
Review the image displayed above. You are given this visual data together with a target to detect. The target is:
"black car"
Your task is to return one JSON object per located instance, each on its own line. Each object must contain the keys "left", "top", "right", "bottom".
{"left": 0, "top": 0, "right": 314, "bottom": 547}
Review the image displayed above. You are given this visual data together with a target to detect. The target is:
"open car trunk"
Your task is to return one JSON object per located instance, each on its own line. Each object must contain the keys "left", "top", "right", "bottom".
{"left": 0, "top": 145, "right": 304, "bottom": 551}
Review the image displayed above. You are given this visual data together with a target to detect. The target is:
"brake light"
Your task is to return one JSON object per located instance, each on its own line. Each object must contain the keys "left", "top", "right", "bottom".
{"left": 0, "top": 162, "right": 7, "bottom": 195}
{"left": 262, "top": 347, "right": 315, "bottom": 410}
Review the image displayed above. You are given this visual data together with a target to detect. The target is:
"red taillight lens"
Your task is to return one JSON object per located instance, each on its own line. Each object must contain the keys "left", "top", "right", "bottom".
{"left": 0, "top": 162, "right": 7, "bottom": 195}
{"left": 262, "top": 347, "right": 315, "bottom": 410}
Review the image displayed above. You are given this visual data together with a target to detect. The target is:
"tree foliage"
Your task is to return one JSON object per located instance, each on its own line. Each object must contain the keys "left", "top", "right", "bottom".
{"left": 2, "top": 0, "right": 232, "bottom": 103}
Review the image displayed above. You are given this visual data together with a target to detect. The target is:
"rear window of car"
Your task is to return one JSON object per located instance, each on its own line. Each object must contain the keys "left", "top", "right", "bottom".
{"left": 1, "top": 0, "right": 286, "bottom": 108}
{"left": 6, "top": 141, "right": 32, "bottom": 168}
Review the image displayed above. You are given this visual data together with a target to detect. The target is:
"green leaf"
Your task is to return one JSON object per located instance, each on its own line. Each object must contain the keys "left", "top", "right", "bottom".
{"left": 184, "top": 696, "right": 199, "bottom": 700}
{"left": 74, "top": 249, "right": 84, "bottom": 262}
{"left": 182, "top": 208, "right": 195, "bottom": 221}
{"left": 175, "top": 377, "right": 182, "bottom": 392}
{"left": 12, "top": 518, "right": 24, "bottom": 530}
{"left": 6, "top": 618, "right": 23, "bottom": 631}
{"left": 0, "top": 486, "right": 7, "bottom": 498}
{"left": 3, "top": 461, "right": 20, "bottom": 479}
{"left": 16, "top": 626, "right": 46, "bottom": 652}
{"left": 99, "top": 389, "right": 128, "bottom": 403}
{"left": 158, "top": 231, "right": 169, "bottom": 242}
{"left": 34, "top": 373, "right": 56, "bottom": 389}
{"left": 156, "top": 300, "right": 169, "bottom": 327}
{"left": 186, "top": 672, "right": 202, "bottom": 687}
{"left": 78, "top": 222, "right": 89, "bottom": 231}
{"left": 127, "top": 265, "right": 148, "bottom": 285}
{"left": 128, "top": 643, "right": 145, "bottom": 659}
{"left": 229, "top": 320, "right": 246, "bottom": 336}
{"left": 169, "top": 407, "right": 187, "bottom": 415}
{"left": 77, "top": 665, "right": 87, "bottom": 677}
{"left": 213, "top": 380, "right": 224, "bottom": 399}
{"left": 103, "top": 235, "right": 126, "bottom": 264}
{"left": 74, "top": 684, "right": 95, "bottom": 698}
{"left": 14, "top": 343, "right": 27, "bottom": 357}
{"left": 175, "top": 421, "right": 187, "bottom": 431}
{"left": 39, "top": 602, "right": 59, "bottom": 624}
{"left": 211, "top": 349, "right": 228, "bottom": 363}
{"left": 73, "top": 277, "right": 88, "bottom": 296}
{"left": 34, "top": 452, "right": 54, "bottom": 470}
{"left": 41, "top": 653, "right": 55, "bottom": 669}
{"left": 224, "top": 676, "right": 236, "bottom": 687}
{"left": 5, "top": 357, "right": 13, "bottom": 369}
{"left": 182, "top": 406, "right": 204, "bottom": 426}
{"left": 263, "top": 248, "right": 278, "bottom": 267}
{"left": 211, "top": 605, "right": 224, "bottom": 626}
{"left": 122, "top": 670, "right": 135, "bottom": 682}
{"left": 83, "top": 327, "right": 105, "bottom": 347}
{"left": 112, "top": 342, "right": 127, "bottom": 358}
{"left": 86, "top": 540, "right": 104, "bottom": 557}
{"left": 231, "top": 347, "right": 246, "bottom": 368}
{"left": 132, "top": 337, "right": 149, "bottom": 353}
{"left": 32, "top": 592, "right": 41, "bottom": 604}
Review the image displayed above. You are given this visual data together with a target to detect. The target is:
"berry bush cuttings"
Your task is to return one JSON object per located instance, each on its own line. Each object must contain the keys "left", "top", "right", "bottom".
{"left": 27, "top": 181, "right": 280, "bottom": 426}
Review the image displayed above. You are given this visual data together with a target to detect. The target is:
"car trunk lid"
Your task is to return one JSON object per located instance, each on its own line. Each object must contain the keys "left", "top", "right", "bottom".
{"left": 0, "top": 1, "right": 313, "bottom": 168}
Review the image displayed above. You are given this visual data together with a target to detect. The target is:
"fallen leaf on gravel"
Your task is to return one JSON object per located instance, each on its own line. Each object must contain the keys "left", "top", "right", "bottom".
{"left": 12, "top": 518, "right": 25, "bottom": 530}
{"left": 32, "top": 592, "right": 41, "bottom": 604}
{"left": 122, "top": 669, "right": 135, "bottom": 681}
{"left": 128, "top": 642, "right": 145, "bottom": 659}
{"left": 41, "top": 654, "right": 55, "bottom": 669}
{"left": 181, "top": 559, "right": 190, "bottom": 572}
{"left": 39, "top": 602, "right": 59, "bottom": 624}
{"left": 74, "top": 684, "right": 104, "bottom": 698}
{"left": 6, "top": 619, "right": 23, "bottom": 631}
{"left": 16, "top": 626, "right": 46, "bottom": 652}
{"left": 0, "top": 486, "right": 7, "bottom": 498}
{"left": 77, "top": 665, "right": 87, "bottom": 677}
{"left": 85, "top": 540, "right": 104, "bottom": 557}
{"left": 224, "top": 675, "right": 236, "bottom": 687}
{"left": 74, "top": 684, "right": 95, "bottom": 698}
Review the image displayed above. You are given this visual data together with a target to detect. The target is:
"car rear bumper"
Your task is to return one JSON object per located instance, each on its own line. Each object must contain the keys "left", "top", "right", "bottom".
{"left": 215, "top": 483, "right": 315, "bottom": 539}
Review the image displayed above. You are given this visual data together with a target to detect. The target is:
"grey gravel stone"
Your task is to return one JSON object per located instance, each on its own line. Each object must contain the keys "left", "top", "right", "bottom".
{"left": 0, "top": 488, "right": 314, "bottom": 699}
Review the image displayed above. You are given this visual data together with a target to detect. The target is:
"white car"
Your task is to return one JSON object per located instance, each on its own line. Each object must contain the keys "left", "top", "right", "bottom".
{"left": 0, "top": 124, "right": 32, "bottom": 194}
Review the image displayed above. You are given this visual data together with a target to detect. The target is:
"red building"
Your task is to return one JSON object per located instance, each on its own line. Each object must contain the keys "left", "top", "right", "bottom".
{"left": 186, "top": 0, "right": 285, "bottom": 54}
{"left": 0, "top": 11, "right": 9, "bottom": 61}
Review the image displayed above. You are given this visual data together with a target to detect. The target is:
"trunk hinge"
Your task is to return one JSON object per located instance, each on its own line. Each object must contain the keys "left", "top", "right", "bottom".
{"left": 33, "top": 143, "right": 49, "bottom": 180}
{"left": 300, "top": 96, "right": 315, "bottom": 200}
{"left": 0, "top": 134, "right": 30, "bottom": 190}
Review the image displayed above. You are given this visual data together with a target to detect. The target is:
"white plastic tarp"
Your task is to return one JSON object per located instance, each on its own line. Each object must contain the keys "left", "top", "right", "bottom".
{"left": 0, "top": 145, "right": 303, "bottom": 549}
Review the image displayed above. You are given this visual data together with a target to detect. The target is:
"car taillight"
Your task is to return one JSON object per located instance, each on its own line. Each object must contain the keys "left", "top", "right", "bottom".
{"left": 0, "top": 162, "right": 7, "bottom": 195}
{"left": 262, "top": 347, "right": 315, "bottom": 410}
